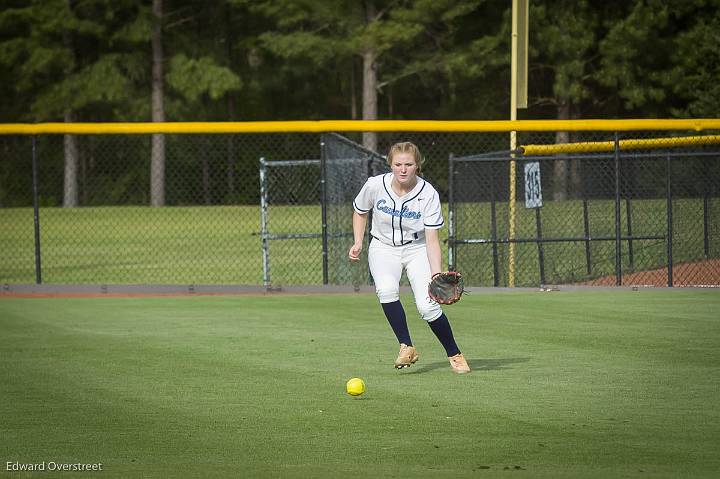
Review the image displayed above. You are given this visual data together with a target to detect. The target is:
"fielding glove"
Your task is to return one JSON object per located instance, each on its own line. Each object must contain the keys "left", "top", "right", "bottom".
{"left": 428, "top": 271, "right": 464, "bottom": 305}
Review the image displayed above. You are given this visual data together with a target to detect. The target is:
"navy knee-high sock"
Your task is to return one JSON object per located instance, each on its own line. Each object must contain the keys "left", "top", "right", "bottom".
{"left": 381, "top": 301, "right": 412, "bottom": 346}
{"left": 428, "top": 313, "right": 460, "bottom": 357}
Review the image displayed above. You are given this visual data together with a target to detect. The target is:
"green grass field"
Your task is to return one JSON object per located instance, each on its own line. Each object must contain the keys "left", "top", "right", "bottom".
{"left": 2, "top": 291, "right": 719, "bottom": 478}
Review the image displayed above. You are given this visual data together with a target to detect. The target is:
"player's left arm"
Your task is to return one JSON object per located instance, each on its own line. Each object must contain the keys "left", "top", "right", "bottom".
{"left": 423, "top": 187, "right": 444, "bottom": 276}
{"left": 425, "top": 228, "right": 442, "bottom": 276}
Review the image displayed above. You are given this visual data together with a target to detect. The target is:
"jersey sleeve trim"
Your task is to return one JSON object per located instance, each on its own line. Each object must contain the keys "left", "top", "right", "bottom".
{"left": 424, "top": 220, "right": 445, "bottom": 229}
{"left": 422, "top": 185, "right": 444, "bottom": 229}
{"left": 353, "top": 200, "right": 371, "bottom": 214}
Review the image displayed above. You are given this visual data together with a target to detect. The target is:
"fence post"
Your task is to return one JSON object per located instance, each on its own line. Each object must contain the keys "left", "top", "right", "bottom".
{"left": 582, "top": 199, "right": 592, "bottom": 276}
{"left": 259, "top": 158, "right": 270, "bottom": 288}
{"left": 703, "top": 157, "right": 710, "bottom": 258}
{"left": 580, "top": 156, "right": 592, "bottom": 277}
{"left": 626, "top": 198, "right": 634, "bottom": 271}
{"left": 535, "top": 207, "right": 546, "bottom": 285}
{"left": 704, "top": 195, "right": 710, "bottom": 259}
{"left": 490, "top": 162, "right": 500, "bottom": 286}
{"left": 448, "top": 153, "right": 456, "bottom": 271}
{"left": 320, "top": 137, "right": 328, "bottom": 285}
{"left": 614, "top": 132, "right": 622, "bottom": 286}
{"left": 32, "top": 136, "right": 42, "bottom": 285}
{"left": 666, "top": 155, "right": 674, "bottom": 287}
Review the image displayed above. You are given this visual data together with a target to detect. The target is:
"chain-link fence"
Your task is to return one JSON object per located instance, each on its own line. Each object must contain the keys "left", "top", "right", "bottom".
{"left": 1, "top": 133, "right": 319, "bottom": 284}
{"left": 1, "top": 126, "right": 718, "bottom": 287}
{"left": 450, "top": 132, "right": 720, "bottom": 287}
{"left": 258, "top": 134, "right": 389, "bottom": 287}
{"left": 259, "top": 157, "right": 321, "bottom": 287}
{"left": 322, "top": 133, "right": 389, "bottom": 287}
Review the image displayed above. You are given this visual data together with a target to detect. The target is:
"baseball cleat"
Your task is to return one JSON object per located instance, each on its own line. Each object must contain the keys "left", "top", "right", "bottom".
{"left": 448, "top": 353, "right": 471, "bottom": 374}
{"left": 394, "top": 343, "right": 419, "bottom": 369}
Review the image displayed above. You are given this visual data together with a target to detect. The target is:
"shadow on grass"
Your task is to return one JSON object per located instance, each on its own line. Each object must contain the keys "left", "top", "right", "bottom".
{"left": 406, "top": 357, "right": 531, "bottom": 374}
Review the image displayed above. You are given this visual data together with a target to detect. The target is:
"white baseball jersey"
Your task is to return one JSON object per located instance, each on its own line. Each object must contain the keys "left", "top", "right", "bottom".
{"left": 353, "top": 173, "right": 444, "bottom": 246}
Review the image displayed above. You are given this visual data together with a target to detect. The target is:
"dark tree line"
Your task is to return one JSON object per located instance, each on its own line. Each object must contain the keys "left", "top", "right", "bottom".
{"left": 1, "top": 0, "right": 718, "bottom": 206}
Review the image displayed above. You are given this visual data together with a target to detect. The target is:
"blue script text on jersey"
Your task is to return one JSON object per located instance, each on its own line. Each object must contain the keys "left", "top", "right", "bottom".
{"left": 376, "top": 199, "right": 422, "bottom": 219}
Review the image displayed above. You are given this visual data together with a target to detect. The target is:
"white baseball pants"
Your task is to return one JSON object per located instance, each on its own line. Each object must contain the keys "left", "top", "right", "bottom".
{"left": 368, "top": 239, "right": 443, "bottom": 322}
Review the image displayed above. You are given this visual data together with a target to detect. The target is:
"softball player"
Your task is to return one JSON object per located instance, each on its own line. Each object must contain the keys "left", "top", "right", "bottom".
{"left": 348, "top": 142, "right": 470, "bottom": 374}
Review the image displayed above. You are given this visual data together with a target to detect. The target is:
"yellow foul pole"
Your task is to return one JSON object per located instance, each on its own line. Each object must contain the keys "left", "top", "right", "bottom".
{"left": 509, "top": 0, "right": 528, "bottom": 288}
{"left": 509, "top": 101, "right": 517, "bottom": 288}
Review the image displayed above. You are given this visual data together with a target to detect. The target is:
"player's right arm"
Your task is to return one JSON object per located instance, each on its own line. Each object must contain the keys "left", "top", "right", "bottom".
{"left": 348, "top": 211, "right": 368, "bottom": 262}
{"left": 349, "top": 176, "right": 376, "bottom": 262}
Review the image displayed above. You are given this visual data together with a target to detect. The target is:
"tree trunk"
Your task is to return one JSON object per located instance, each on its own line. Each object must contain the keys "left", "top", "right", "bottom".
{"left": 226, "top": 7, "right": 236, "bottom": 202}
{"left": 351, "top": 58, "right": 357, "bottom": 120}
{"left": 151, "top": 0, "right": 165, "bottom": 207}
{"left": 62, "top": 2, "right": 78, "bottom": 208}
{"left": 569, "top": 109, "right": 582, "bottom": 198}
{"left": 362, "top": 48, "right": 378, "bottom": 152}
{"left": 361, "top": 1, "right": 378, "bottom": 152}
{"left": 387, "top": 84, "right": 393, "bottom": 119}
{"left": 553, "top": 100, "right": 570, "bottom": 201}
{"left": 63, "top": 112, "right": 79, "bottom": 208}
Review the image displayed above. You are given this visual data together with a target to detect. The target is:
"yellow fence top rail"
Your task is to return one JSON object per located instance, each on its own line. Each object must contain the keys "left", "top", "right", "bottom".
{"left": 521, "top": 134, "right": 720, "bottom": 156}
{"left": 1, "top": 119, "right": 720, "bottom": 135}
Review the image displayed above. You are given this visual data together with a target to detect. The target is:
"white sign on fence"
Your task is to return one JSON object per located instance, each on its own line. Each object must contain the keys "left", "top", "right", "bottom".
{"left": 524, "top": 161, "right": 543, "bottom": 208}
